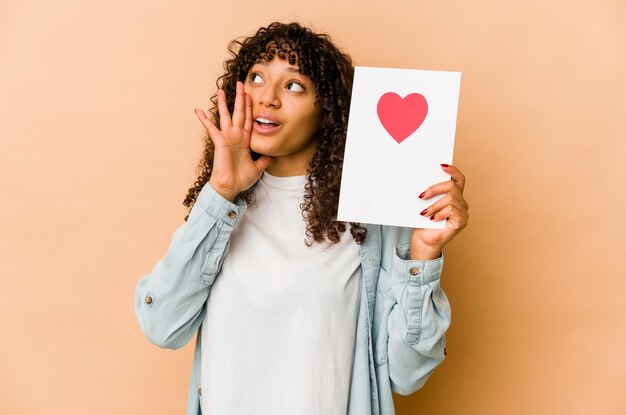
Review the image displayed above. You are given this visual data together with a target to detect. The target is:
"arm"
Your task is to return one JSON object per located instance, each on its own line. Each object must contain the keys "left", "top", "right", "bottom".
{"left": 135, "top": 80, "right": 270, "bottom": 350}
{"left": 382, "top": 164, "right": 467, "bottom": 394}
{"left": 133, "top": 183, "right": 246, "bottom": 349}
{"left": 385, "top": 242, "right": 450, "bottom": 395}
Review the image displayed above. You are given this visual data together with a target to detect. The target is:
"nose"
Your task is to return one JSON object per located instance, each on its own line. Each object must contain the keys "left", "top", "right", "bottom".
{"left": 258, "top": 84, "right": 281, "bottom": 108}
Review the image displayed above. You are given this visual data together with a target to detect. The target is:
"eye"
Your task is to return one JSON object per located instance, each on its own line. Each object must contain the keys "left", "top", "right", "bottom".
{"left": 249, "top": 72, "right": 263, "bottom": 84}
{"left": 287, "top": 81, "right": 305, "bottom": 93}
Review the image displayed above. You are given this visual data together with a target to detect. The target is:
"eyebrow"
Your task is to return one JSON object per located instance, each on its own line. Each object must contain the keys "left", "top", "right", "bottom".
{"left": 255, "top": 61, "right": 301, "bottom": 73}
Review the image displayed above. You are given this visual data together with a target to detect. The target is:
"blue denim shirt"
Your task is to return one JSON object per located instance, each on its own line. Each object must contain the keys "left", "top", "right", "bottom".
{"left": 134, "top": 183, "right": 450, "bottom": 415}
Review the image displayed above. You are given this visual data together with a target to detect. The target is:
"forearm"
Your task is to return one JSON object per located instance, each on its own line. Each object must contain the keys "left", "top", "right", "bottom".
{"left": 386, "top": 242, "right": 451, "bottom": 395}
{"left": 134, "top": 183, "right": 246, "bottom": 349}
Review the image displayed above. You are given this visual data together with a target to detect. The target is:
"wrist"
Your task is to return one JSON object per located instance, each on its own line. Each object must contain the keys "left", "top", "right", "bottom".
{"left": 409, "top": 239, "right": 442, "bottom": 260}
{"left": 208, "top": 179, "right": 239, "bottom": 202}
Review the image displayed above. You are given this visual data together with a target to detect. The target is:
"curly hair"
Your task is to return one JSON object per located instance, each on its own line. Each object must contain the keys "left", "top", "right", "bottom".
{"left": 182, "top": 21, "right": 367, "bottom": 245}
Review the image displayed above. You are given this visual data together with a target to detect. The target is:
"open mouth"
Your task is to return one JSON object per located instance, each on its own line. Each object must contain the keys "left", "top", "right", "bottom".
{"left": 255, "top": 117, "right": 280, "bottom": 128}
{"left": 253, "top": 114, "right": 282, "bottom": 135}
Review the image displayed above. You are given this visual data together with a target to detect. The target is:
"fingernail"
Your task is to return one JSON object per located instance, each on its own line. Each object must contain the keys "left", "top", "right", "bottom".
{"left": 440, "top": 163, "right": 450, "bottom": 168}
{"left": 420, "top": 209, "right": 428, "bottom": 216}
{"left": 429, "top": 215, "right": 435, "bottom": 220}
{"left": 419, "top": 192, "right": 426, "bottom": 199}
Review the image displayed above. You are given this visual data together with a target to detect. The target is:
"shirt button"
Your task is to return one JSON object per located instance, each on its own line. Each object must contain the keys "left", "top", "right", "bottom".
{"left": 227, "top": 211, "right": 236, "bottom": 219}
{"left": 198, "top": 387, "right": 202, "bottom": 396}
{"left": 409, "top": 267, "right": 420, "bottom": 276}
{"left": 145, "top": 295, "right": 153, "bottom": 304}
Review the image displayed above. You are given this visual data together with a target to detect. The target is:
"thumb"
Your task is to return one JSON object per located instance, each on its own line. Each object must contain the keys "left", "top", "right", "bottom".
{"left": 254, "top": 155, "right": 273, "bottom": 173}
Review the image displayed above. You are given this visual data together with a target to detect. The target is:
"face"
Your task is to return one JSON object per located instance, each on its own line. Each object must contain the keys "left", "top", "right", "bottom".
{"left": 244, "top": 57, "right": 320, "bottom": 176}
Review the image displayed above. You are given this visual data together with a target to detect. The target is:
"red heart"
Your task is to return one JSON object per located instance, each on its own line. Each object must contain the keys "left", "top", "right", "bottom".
{"left": 376, "top": 92, "right": 428, "bottom": 143}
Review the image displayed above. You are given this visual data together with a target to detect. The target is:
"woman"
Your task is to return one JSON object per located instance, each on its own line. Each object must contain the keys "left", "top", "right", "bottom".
{"left": 134, "top": 21, "right": 469, "bottom": 415}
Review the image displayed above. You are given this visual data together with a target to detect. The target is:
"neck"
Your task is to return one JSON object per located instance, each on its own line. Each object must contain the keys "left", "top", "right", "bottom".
{"left": 264, "top": 144, "right": 315, "bottom": 177}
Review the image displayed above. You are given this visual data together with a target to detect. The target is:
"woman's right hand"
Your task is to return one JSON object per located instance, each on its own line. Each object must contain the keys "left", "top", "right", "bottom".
{"left": 194, "top": 81, "right": 273, "bottom": 202}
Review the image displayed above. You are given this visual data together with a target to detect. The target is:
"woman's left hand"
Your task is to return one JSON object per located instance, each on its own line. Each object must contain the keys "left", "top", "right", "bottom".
{"left": 410, "top": 164, "right": 469, "bottom": 260}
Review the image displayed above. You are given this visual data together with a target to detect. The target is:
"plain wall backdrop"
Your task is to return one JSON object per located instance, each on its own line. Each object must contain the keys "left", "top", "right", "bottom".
{"left": 1, "top": 0, "right": 625, "bottom": 413}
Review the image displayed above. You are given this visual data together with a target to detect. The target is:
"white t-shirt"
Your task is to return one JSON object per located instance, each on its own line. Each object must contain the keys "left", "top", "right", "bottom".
{"left": 200, "top": 171, "right": 362, "bottom": 415}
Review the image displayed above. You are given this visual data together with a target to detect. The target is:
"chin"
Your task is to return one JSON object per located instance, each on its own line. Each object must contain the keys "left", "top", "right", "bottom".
{"left": 250, "top": 139, "right": 274, "bottom": 157}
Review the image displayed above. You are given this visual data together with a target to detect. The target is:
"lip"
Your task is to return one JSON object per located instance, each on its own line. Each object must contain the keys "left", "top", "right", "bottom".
{"left": 253, "top": 111, "right": 282, "bottom": 135}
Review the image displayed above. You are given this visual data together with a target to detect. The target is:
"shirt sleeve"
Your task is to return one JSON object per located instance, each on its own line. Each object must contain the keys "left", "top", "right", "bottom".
{"left": 133, "top": 183, "right": 246, "bottom": 350}
{"left": 385, "top": 241, "right": 451, "bottom": 395}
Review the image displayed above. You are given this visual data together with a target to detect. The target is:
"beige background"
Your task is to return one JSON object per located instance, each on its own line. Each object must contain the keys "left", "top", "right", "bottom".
{"left": 1, "top": 0, "right": 625, "bottom": 413}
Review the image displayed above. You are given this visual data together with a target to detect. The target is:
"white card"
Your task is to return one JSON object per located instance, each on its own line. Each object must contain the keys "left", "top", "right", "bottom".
{"left": 337, "top": 66, "right": 461, "bottom": 229}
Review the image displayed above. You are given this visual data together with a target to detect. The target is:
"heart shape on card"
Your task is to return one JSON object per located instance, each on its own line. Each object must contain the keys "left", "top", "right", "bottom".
{"left": 377, "top": 92, "right": 428, "bottom": 143}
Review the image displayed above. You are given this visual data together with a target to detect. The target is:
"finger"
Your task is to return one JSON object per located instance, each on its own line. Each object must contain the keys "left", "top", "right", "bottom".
{"left": 254, "top": 154, "right": 273, "bottom": 173}
{"left": 195, "top": 108, "right": 224, "bottom": 147}
{"left": 429, "top": 185, "right": 468, "bottom": 211}
{"left": 429, "top": 205, "right": 469, "bottom": 230}
{"left": 194, "top": 108, "right": 214, "bottom": 130}
{"left": 440, "top": 164, "right": 466, "bottom": 192}
{"left": 216, "top": 88, "right": 232, "bottom": 128}
{"left": 232, "top": 81, "right": 245, "bottom": 127}
{"left": 419, "top": 179, "right": 463, "bottom": 201}
{"left": 419, "top": 193, "right": 468, "bottom": 218}
{"left": 243, "top": 93, "right": 253, "bottom": 133}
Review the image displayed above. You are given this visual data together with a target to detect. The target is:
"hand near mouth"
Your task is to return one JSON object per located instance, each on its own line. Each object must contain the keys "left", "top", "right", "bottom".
{"left": 195, "top": 81, "right": 273, "bottom": 202}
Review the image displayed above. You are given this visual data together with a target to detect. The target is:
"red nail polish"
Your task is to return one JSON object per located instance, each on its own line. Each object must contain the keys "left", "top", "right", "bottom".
{"left": 419, "top": 192, "right": 426, "bottom": 199}
{"left": 420, "top": 209, "right": 428, "bottom": 216}
{"left": 440, "top": 163, "right": 449, "bottom": 168}
{"left": 429, "top": 215, "right": 435, "bottom": 220}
